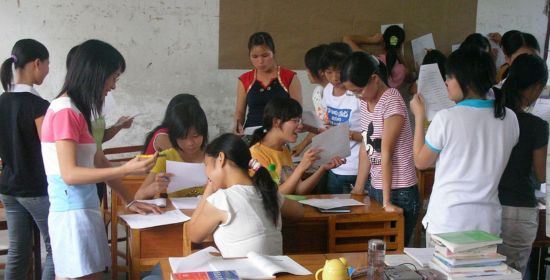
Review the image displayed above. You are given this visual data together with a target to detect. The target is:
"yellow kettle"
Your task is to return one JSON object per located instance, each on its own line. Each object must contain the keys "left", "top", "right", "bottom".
{"left": 315, "top": 257, "right": 350, "bottom": 280}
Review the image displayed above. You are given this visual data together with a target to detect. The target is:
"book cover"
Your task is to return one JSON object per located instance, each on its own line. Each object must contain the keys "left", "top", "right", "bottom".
{"left": 173, "top": 271, "right": 240, "bottom": 280}
{"left": 434, "top": 244, "right": 497, "bottom": 259}
{"left": 432, "top": 230, "right": 502, "bottom": 253}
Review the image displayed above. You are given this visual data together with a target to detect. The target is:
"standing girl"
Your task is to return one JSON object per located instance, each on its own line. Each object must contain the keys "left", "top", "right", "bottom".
{"left": 410, "top": 47, "right": 519, "bottom": 241}
{"left": 341, "top": 52, "right": 419, "bottom": 246}
{"left": 0, "top": 39, "right": 54, "bottom": 280}
{"left": 343, "top": 25, "right": 407, "bottom": 89}
{"left": 249, "top": 97, "right": 344, "bottom": 194}
{"left": 496, "top": 54, "right": 548, "bottom": 277}
{"left": 188, "top": 133, "right": 303, "bottom": 257}
{"left": 40, "top": 39, "right": 160, "bottom": 279}
{"left": 234, "top": 32, "right": 302, "bottom": 134}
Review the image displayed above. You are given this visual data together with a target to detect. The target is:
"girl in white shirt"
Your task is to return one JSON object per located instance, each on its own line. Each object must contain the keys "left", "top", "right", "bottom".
{"left": 411, "top": 46, "right": 519, "bottom": 242}
{"left": 188, "top": 133, "right": 303, "bottom": 257}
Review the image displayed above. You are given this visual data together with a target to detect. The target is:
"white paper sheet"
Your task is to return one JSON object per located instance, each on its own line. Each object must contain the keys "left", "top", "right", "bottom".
{"left": 380, "top": 23, "right": 404, "bottom": 34}
{"left": 170, "top": 197, "right": 201, "bottom": 209}
{"left": 532, "top": 97, "right": 550, "bottom": 124}
{"left": 310, "top": 124, "right": 351, "bottom": 168}
{"left": 210, "top": 252, "right": 311, "bottom": 279}
{"left": 169, "top": 246, "right": 220, "bottom": 272}
{"left": 243, "top": 125, "right": 262, "bottom": 136}
{"left": 302, "top": 110, "right": 324, "bottom": 129}
{"left": 451, "top": 43, "right": 460, "bottom": 52}
{"left": 299, "top": 198, "right": 365, "bottom": 210}
{"left": 411, "top": 33, "right": 436, "bottom": 67}
{"left": 119, "top": 209, "right": 190, "bottom": 229}
{"left": 166, "top": 160, "right": 208, "bottom": 193}
{"left": 418, "top": 63, "right": 454, "bottom": 120}
{"left": 385, "top": 254, "right": 416, "bottom": 266}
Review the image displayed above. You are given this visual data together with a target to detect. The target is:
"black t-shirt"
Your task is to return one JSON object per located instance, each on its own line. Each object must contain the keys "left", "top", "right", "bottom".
{"left": 0, "top": 91, "right": 50, "bottom": 197}
{"left": 498, "top": 112, "right": 549, "bottom": 207}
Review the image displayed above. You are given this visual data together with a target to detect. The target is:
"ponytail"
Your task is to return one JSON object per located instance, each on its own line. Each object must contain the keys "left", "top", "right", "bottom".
{"left": 493, "top": 87, "right": 507, "bottom": 119}
{"left": 250, "top": 127, "right": 267, "bottom": 147}
{"left": 206, "top": 133, "right": 280, "bottom": 225}
{"left": 252, "top": 166, "right": 279, "bottom": 224}
{"left": 382, "top": 25, "right": 405, "bottom": 79}
{"left": 1, "top": 39, "right": 49, "bottom": 92}
{"left": 0, "top": 58, "right": 15, "bottom": 91}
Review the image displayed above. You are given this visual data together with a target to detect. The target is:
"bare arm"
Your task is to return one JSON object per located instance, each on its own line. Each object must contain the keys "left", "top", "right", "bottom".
{"left": 56, "top": 139, "right": 155, "bottom": 185}
{"left": 380, "top": 115, "right": 404, "bottom": 213}
{"left": 533, "top": 145, "right": 548, "bottom": 183}
{"left": 188, "top": 183, "right": 226, "bottom": 243}
{"left": 343, "top": 34, "right": 383, "bottom": 52}
{"left": 134, "top": 171, "right": 169, "bottom": 200}
{"left": 352, "top": 142, "right": 371, "bottom": 194}
{"left": 288, "top": 75, "right": 303, "bottom": 105}
{"left": 103, "top": 116, "right": 133, "bottom": 143}
{"left": 278, "top": 148, "right": 322, "bottom": 195}
{"left": 35, "top": 116, "right": 44, "bottom": 139}
{"left": 234, "top": 80, "right": 247, "bottom": 134}
{"left": 410, "top": 94, "right": 439, "bottom": 169}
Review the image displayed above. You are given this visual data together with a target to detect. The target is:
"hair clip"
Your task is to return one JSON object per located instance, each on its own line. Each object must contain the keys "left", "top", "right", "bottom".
{"left": 389, "top": 36, "right": 399, "bottom": 46}
{"left": 249, "top": 159, "right": 262, "bottom": 172}
{"left": 10, "top": 54, "right": 17, "bottom": 63}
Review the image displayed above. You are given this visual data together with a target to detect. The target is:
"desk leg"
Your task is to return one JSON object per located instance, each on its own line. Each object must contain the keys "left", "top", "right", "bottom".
{"left": 129, "top": 228, "right": 141, "bottom": 280}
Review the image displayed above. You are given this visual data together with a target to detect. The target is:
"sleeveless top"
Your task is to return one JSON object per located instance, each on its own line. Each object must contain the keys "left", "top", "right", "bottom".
{"left": 239, "top": 66, "right": 296, "bottom": 128}
{"left": 144, "top": 127, "right": 169, "bottom": 155}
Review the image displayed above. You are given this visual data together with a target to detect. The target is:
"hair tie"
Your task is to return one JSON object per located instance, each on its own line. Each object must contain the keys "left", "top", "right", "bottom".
{"left": 262, "top": 128, "right": 267, "bottom": 133}
{"left": 249, "top": 159, "right": 262, "bottom": 172}
{"left": 389, "top": 36, "right": 399, "bottom": 46}
{"left": 10, "top": 54, "right": 17, "bottom": 63}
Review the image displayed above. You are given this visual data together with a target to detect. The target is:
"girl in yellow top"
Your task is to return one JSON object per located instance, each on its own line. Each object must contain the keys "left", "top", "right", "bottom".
{"left": 249, "top": 97, "right": 344, "bottom": 194}
{"left": 135, "top": 101, "right": 208, "bottom": 199}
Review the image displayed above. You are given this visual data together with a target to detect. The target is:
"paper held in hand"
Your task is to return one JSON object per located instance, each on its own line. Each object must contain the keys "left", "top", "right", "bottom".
{"left": 166, "top": 160, "right": 208, "bottom": 193}
{"left": 301, "top": 110, "right": 325, "bottom": 129}
{"left": 169, "top": 247, "right": 311, "bottom": 279}
{"left": 411, "top": 33, "right": 436, "bottom": 68}
{"left": 310, "top": 124, "right": 351, "bottom": 168}
{"left": 418, "top": 63, "right": 454, "bottom": 120}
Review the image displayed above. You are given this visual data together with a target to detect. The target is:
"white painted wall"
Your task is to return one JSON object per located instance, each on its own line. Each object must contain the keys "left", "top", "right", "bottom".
{"left": 0, "top": 0, "right": 547, "bottom": 149}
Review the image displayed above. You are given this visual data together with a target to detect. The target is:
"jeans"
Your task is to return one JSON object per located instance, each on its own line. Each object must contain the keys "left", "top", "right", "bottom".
{"left": 497, "top": 206, "right": 538, "bottom": 280}
{"left": 368, "top": 185, "right": 419, "bottom": 247}
{"left": 1, "top": 194, "right": 54, "bottom": 280}
{"left": 326, "top": 171, "right": 356, "bottom": 194}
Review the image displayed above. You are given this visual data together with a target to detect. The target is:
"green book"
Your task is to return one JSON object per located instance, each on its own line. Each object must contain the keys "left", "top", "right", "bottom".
{"left": 284, "top": 195, "right": 307, "bottom": 201}
{"left": 431, "top": 230, "right": 502, "bottom": 253}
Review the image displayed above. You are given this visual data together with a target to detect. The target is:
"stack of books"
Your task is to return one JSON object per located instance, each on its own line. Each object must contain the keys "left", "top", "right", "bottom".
{"left": 429, "top": 230, "right": 521, "bottom": 280}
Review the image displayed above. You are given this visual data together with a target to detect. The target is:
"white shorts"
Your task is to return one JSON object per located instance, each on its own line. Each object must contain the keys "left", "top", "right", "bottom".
{"left": 48, "top": 208, "right": 110, "bottom": 278}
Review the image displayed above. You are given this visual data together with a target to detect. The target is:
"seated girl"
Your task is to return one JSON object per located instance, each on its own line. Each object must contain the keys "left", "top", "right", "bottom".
{"left": 188, "top": 133, "right": 303, "bottom": 257}
{"left": 142, "top": 93, "right": 200, "bottom": 154}
{"left": 249, "top": 97, "right": 345, "bottom": 194}
{"left": 135, "top": 101, "right": 208, "bottom": 199}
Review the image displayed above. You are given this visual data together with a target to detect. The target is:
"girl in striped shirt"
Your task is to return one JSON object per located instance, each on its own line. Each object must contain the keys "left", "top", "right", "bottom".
{"left": 342, "top": 52, "right": 419, "bottom": 246}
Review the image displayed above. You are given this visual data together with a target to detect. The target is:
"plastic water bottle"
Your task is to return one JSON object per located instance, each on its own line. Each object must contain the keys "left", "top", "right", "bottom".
{"left": 367, "top": 239, "right": 386, "bottom": 280}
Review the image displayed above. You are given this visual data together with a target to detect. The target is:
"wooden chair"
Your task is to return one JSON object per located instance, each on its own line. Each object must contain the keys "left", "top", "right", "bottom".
{"left": 327, "top": 213, "right": 404, "bottom": 253}
{"left": 110, "top": 175, "right": 147, "bottom": 280}
{"left": 413, "top": 168, "right": 435, "bottom": 247}
{"left": 103, "top": 145, "right": 144, "bottom": 163}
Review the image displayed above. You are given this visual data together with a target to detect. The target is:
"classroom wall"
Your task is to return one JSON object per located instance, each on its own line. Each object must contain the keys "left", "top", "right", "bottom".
{"left": 0, "top": 0, "right": 547, "bottom": 150}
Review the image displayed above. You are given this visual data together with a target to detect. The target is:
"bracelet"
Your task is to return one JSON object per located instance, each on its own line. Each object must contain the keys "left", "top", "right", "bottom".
{"left": 126, "top": 200, "right": 137, "bottom": 209}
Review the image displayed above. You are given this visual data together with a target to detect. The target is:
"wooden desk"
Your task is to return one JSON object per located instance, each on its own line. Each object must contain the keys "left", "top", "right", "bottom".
{"left": 282, "top": 194, "right": 404, "bottom": 254}
{"left": 529, "top": 208, "right": 550, "bottom": 280}
{"left": 120, "top": 202, "right": 195, "bottom": 280}
{"left": 160, "top": 252, "right": 369, "bottom": 280}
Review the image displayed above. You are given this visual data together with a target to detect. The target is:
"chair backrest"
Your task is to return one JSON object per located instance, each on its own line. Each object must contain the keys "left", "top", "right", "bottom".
{"left": 327, "top": 213, "right": 404, "bottom": 253}
{"left": 104, "top": 145, "right": 144, "bottom": 163}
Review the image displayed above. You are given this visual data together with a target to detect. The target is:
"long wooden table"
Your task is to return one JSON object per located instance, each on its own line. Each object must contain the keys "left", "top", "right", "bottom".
{"left": 121, "top": 194, "right": 402, "bottom": 279}
{"left": 160, "top": 252, "right": 370, "bottom": 280}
